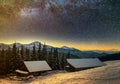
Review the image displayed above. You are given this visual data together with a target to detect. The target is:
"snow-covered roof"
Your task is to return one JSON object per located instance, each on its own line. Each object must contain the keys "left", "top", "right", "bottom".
{"left": 67, "top": 58, "right": 105, "bottom": 69}
{"left": 15, "top": 70, "right": 29, "bottom": 74}
{"left": 24, "top": 61, "right": 52, "bottom": 72}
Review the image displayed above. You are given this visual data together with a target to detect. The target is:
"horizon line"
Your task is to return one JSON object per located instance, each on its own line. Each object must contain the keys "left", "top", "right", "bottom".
{"left": 0, "top": 41, "right": 120, "bottom": 51}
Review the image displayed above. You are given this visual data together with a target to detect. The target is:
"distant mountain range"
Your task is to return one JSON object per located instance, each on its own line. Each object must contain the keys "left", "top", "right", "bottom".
{"left": 0, "top": 41, "right": 119, "bottom": 58}
{"left": 98, "top": 53, "right": 120, "bottom": 61}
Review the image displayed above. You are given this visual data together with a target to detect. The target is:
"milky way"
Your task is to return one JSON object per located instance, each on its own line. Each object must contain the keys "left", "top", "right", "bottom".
{"left": 0, "top": 0, "right": 120, "bottom": 50}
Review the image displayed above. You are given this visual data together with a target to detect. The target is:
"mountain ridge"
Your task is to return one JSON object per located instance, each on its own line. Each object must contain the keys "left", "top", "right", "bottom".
{"left": 1, "top": 41, "right": 119, "bottom": 58}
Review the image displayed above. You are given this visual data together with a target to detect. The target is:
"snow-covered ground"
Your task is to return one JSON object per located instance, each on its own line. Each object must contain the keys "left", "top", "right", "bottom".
{"left": 0, "top": 60, "right": 120, "bottom": 84}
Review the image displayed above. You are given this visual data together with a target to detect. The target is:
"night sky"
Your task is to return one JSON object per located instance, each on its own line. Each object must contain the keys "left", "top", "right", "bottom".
{"left": 0, "top": 0, "right": 120, "bottom": 51}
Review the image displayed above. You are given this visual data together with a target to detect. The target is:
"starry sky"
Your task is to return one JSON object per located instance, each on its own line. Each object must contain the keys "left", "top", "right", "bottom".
{"left": 0, "top": 1, "right": 120, "bottom": 51}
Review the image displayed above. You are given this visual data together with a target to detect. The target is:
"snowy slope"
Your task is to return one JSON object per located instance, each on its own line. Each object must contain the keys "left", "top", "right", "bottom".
{"left": 0, "top": 60, "right": 120, "bottom": 84}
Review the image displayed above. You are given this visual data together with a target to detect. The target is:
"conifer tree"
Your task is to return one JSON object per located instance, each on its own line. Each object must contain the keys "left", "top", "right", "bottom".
{"left": 20, "top": 45, "right": 24, "bottom": 60}
{"left": 9, "top": 43, "right": 22, "bottom": 72}
{"left": 25, "top": 48, "right": 30, "bottom": 61}
{"left": 0, "top": 49, "right": 6, "bottom": 74}
{"left": 37, "top": 43, "right": 42, "bottom": 60}
{"left": 6, "top": 47, "right": 12, "bottom": 73}
{"left": 67, "top": 51, "right": 71, "bottom": 59}
{"left": 41, "top": 43, "right": 47, "bottom": 60}
{"left": 48, "top": 48, "right": 54, "bottom": 68}
{"left": 53, "top": 48, "right": 59, "bottom": 70}
{"left": 31, "top": 44, "right": 36, "bottom": 60}
{"left": 63, "top": 54, "right": 67, "bottom": 70}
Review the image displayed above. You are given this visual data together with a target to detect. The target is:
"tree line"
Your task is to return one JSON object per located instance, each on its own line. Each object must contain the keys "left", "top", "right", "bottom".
{"left": 0, "top": 43, "right": 71, "bottom": 75}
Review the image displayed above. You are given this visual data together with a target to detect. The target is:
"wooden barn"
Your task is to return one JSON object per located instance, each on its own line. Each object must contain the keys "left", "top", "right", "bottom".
{"left": 16, "top": 61, "right": 52, "bottom": 76}
{"left": 65, "top": 58, "right": 105, "bottom": 71}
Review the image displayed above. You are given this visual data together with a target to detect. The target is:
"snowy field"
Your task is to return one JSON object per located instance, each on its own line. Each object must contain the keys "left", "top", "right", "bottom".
{"left": 0, "top": 60, "right": 120, "bottom": 84}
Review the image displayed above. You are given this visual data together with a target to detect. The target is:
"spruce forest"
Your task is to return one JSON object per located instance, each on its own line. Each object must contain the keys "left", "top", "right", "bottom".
{"left": 0, "top": 43, "right": 70, "bottom": 75}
